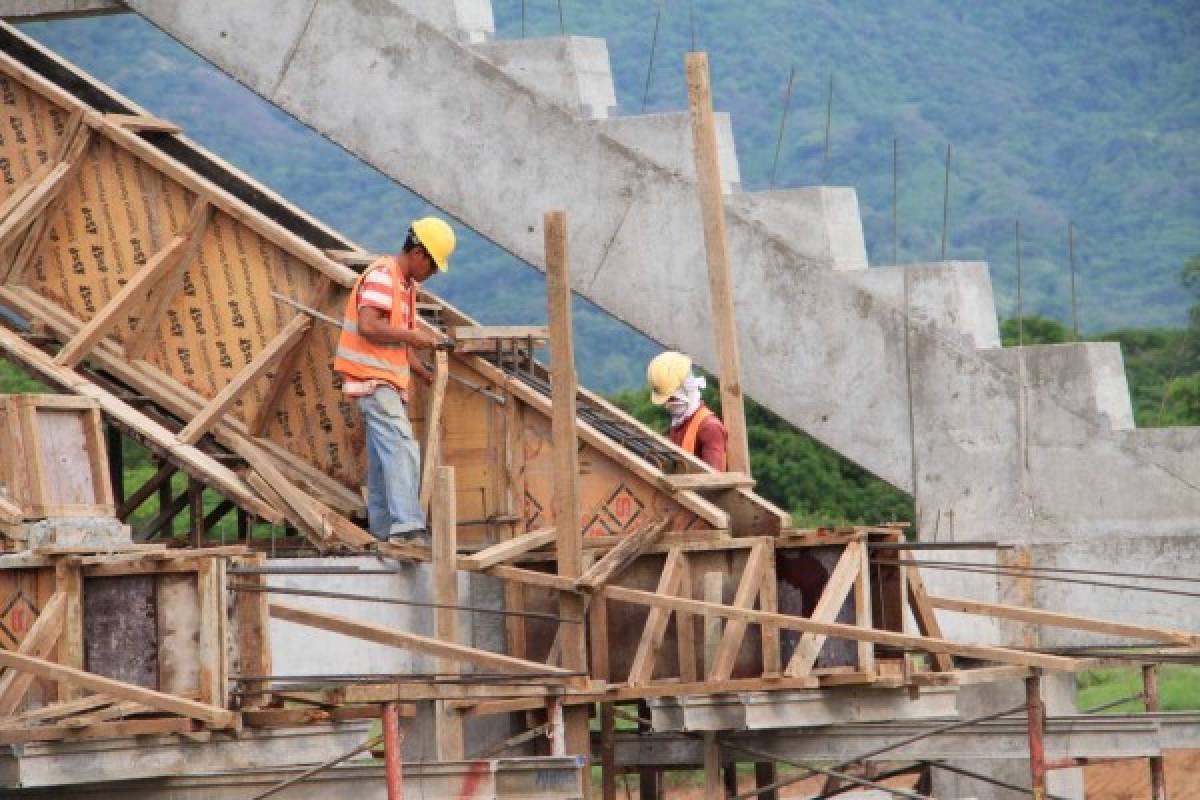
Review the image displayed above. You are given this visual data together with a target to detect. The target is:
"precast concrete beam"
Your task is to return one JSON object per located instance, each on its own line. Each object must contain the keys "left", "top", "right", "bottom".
{"left": 472, "top": 36, "right": 616, "bottom": 119}
{"left": 0, "top": 0, "right": 120, "bottom": 20}
{"left": 0, "top": 722, "right": 373, "bottom": 787}
{"left": 648, "top": 686, "right": 958, "bottom": 731}
{"left": 606, "top": 713, "right": 1200, "bottom": 766}
{"left": 597, "top": 112, "right": 741, "bottom": 193}
{"left": 8, "top": 757, "right": 586, "bottom": 798}
{"left": 730, "top": 187, "right": 867, "bottom": 269}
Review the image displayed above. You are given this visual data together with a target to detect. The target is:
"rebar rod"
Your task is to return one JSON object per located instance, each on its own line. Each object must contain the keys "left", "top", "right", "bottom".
{"left": 925, "top": 761, "right": 1071, "bottom": 800}
{"left": 248, "top": 733, "right": 382, "bottom": 800}
{"left": 893, "top": 561, "right": 1200, "bottom": 600}
{"left": 768, "top": 66, "right": 795, "bottom": 189}
{"left": 228, "top": 584, "right": 581, "bottom": 623}
{"left": 940, "top": 144, "right": 951, "bottom": 260}
{"left": 641, "top": 2, "right": 662, "bottom": 113}
{"left": 904, "top": 558, "right": 1200, "bottom": 584}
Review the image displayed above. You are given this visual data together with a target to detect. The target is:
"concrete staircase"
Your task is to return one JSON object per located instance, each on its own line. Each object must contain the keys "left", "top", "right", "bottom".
{"left": 22, "top": 0, "right": 1200, "bottom": 641}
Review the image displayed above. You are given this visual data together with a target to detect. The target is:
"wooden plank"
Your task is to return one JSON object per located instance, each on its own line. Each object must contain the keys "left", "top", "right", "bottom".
{"left": 103, "top": 113, "right": 182, "bottom": 134}
{"left": 926, "top": 594, "right": 1200, "bottom": 647}
{"left": 660, "top": 473, "right": 755, "bottom": 492}
{"left": 122, "top": 200, "right": 212, "bottom": 361}
{"left": 543, "top": 208, "right": 591, "bottom": 772}
{"left": 575, "top": 516, "right": 668, "bottom": 593}
{"left": 452, "top": 326, "right": 548, "bottom": 342}
{"left": 0, "top": 694, "right": 113, "bottom": 729}
{"left": 56, "top": 560, "right": 84, "bottom": 702}
{"left": 196, "top": 559, "right": 222, "bottom": 707}
{"left": 0, "top": 326, "right": 283, "bottom": 523}
{"left": 0, "top": 716, "right": 193, "bottom": 745}
{"left": 0, "top": 162, "right": 71, "bottom": 252}
{"left": 53, "top": 235, "right": 188, "bottom": 367}
{"left": 418, "top": 349, "right": 449, "bottom": 514}
{"left": 431, "top": 465, "right": 464, "bottom": 760}
{"left": 626, "top": 547, "right": 685, "bottom": 687}
{"left": 0, "top": 650, "right": 236, "bottom": 727}
{"left": 176, "top": 312, "right": 312, "bottom": 445}
{"left": 675, "top": 554, "right": 698, "bottom": 682}
{"left": 904, "top": 553, "right": 955, "bottom": 671}
{"left": 854, "top": 540, "right": 876, "bottom": 675}
{"left": 457, "top": 527, "right": 556, "bottom": 571}
{"left": 759, "top": 547, "right": 781, "bottom": 676}
{"left": 707, "top": 540, "right": 771, "bottom": 680}
{"left": 234, "top": 554, "right": 272, "bottom": 710}
{"left": 0, "top": 592, "right": 65, "bottom": 716}
{"left": 249, "top": 276, "right": 332, "bottom": 436}
{"left": 785, "top": 541, "right": 864, "bottom": 677}
{"left": 61, "top": 700, "right": 148, "bottom": 729}
{"left": 685, "top": 52, "right": 750, "bottom": 475}
{"left": 910, "top": 665, "right": 1033, "bottom": 688}
{"left": 268, "top": 600, "right": 573, "bottom": 676}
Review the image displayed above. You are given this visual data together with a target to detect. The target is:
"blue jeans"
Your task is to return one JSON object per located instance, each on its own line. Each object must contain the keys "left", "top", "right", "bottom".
{"left": 358, "top": 386, "right": 425, "bottom": 540}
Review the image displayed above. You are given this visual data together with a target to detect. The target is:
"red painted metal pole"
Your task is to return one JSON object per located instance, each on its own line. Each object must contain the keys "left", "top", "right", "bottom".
{"left": 383, "top": 701, "right": 404, "bottom": 800}
{"left": 1143, "top": 664, "right": 1167, "bottom": 800}
{"left": 1025, "top": 673, "right": 1046, "bottom": 800}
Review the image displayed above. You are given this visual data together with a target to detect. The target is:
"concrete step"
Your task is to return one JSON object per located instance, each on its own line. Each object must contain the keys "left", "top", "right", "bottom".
{"left": 596, "top": 111, "right": 741, "bottom": 193}
{"left": 400, "top": 0, "right": 494, "bottom": 43}
{"left": 472, "top": 36, "right": 617, "bottom": 119}
{"left": 731, "top": 188, "right": 868, "bottom": 270}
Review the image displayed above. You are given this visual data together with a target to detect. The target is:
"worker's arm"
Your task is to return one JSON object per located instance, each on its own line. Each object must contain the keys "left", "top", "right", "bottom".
{"left": 696, "top": 417, "right": 728, "bottom": 472}
{"left": 411, "top": 359, "right": 434, "bottom": 386}
{"left": 357, "top": 305, "right": 439, "bottom": 349}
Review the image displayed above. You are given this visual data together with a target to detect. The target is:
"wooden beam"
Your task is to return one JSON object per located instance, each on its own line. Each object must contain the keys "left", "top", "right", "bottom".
{"left": 854, "top": 540, "right": 876, "bottom": 675}
{"left": 660, "top": 472, "right": 755, "bottom": 492}
{"left": 0, "top": 716, "right": 194, "bottom": 745}
{"left": 675, "top": 554, "right": 699, "bottom": 682}
{"left": 249, "top": 277, "right": 332, "bottom": 436}
{"left": 176, "top": 313, "right": 312, "bottom": 444}
{"left": 543, "top": 209, "right": 591, "bottom": 775}
{"left": 0, "top": 592, "right": 65, "bottom": 715}
{"left": 418, "top": 349, "right": 449, "bottom": 514}
{"left": 904, "top": 553, "right": 954, "bottom": 671}
{"left": 53, "top": 235, "right": 188, "bottom": 367}
{"left": 103, "top": 113, "right": 182, "bottom": 134}
{"left": 123, "top": 200, "right": 212, "bottom": 361}
{"left": 0, "top": 650, "right": 236, "bottom": 727}
{"left": 926, "top": 594, "right": 1200, "bottom": 647}
{"left": 431, "top": 465, "right": 464, "bottom": 760}
{"left": 627, "top": 546, "right": 686, "bottom": 687}
{"left": 268, "top": 600, "right": 573, "bottom": 676}
{"left": 785, "top": 541, "right": 864, "bottom": 677}
{"left": 0, "top": 142, "right": 84, "bottom": 253}
{"left": 457, "top": 527, "right": 556, "bottom": 571}
{"left": 0, "top": 694, "right": 114, "bottom": 729}
{"left": 685, "top": 52, "right": 750, "bottom": 475}
{"left": 234, "top": 554, "right": 272, "bottom": 710}
{"left": 452, "top": 326, "right": 547, "bottom": 341}
{"left": 708, "top": 540, "right": 771, "bottom": 680}
{"left": 575, "top": 516, "right": 668, "bottom": 593}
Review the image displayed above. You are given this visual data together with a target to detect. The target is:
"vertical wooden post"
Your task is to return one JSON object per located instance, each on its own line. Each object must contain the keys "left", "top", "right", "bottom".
{"left": 589, "top": 591, "right": 617, "bottom": 800}
{"left": 104, "top": 422, "right": 124, "bottom": 506}
{"left": 1025, "top": 672, "right": 1047, "bottom": 800}
{"left": 432, "top": 465, "right": 464, "bottom": 760}
{"left": 543, "top": 209, "right": 592, "bottom": 792}
{"left": 685, "top": 51, "right": 751, "bottom": 476}
{"left": 754, "top": 762, "right": 779, "bottom": 800}
{"left": 383, "top": 701, "right": 404, "bottom": 800}
{"left": 703, "top": 732, "right": 722, "bottom": 800}
{"left": 234, "top": 553, "right": 272, "bottom": 710}
{"left": 54, "top": 560, "right": 83, "bottom": 702}
{"left": 188, "top": 477, "right": 205, "bottom": 547}
{"left": 1143, "top": 663, "right": 1167, "bottom": 800}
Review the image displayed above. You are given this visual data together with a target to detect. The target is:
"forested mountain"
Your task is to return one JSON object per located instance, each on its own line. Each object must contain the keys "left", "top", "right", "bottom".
{"left": 18, "top": 2, "right": 1199, "bottom": 391}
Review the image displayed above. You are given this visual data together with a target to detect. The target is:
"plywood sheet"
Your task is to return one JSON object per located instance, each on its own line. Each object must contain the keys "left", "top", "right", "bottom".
{"left": 34, "top": 408, "right": 94, "bottom": 506}
{"left": 157, "top": 572, "right": 200, "bottom": 697}
{"left": 0, "top": 566, "right": 56, "bottom": 708}
{"left": 83, "top": 574, "right": 158, "bottom": 689}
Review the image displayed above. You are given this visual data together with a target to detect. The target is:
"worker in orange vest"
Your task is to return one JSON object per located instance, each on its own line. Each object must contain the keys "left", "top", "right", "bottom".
{"left": 648, "top": 351, "right": 728, "bottom": 471}
{"left": 334, "top": 218, "right": 456, "bottom": 544}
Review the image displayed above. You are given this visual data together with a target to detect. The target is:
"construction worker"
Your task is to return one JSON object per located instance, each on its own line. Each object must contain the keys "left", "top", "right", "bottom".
{"left": 648, "top": 351, "right": 728, "bottom": 471}
{"left": 334, "top": 217, "right": 456, "bottom": 544}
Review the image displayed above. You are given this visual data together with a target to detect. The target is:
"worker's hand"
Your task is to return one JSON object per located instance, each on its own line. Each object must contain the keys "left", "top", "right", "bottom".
{"left": 412, "top": 360, "right": 435, "bottom": 386}
{"left": 407, "top": 329, "right": 440, "bottom": 350}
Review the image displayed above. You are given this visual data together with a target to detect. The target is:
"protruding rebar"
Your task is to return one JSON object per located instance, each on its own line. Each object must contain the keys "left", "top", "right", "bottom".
{"left": 940, "top": 144, "right": 951, "bottom": 260}
{"left": 821, "top": 73, "right": 834, "bottom": 184}
{"left": 1016, "top": 219, "right": 1024, "bottom": 346}
{"left": 768, "top": 66, "right": 796, "bottom": 189}
{"left": 1068, "top": 221, "right": 1079, "bottom": 340}
{"left": 641, "top": 2, "right": 663, "bottom": 113}
{"left": 892, "top": 137, "right": 899, "bottom": 265}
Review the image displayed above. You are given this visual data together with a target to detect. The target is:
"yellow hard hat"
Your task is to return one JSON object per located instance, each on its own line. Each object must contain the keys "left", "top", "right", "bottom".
{"left": 647, "top": 351, "right": 692, "bottom": 405}
{"left": 411, "top": 217, "right": 456, "bottom": 272}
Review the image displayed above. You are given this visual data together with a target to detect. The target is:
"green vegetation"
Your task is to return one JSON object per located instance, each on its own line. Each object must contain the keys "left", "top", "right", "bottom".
{"left": 1078, "top": 664, "right": 1200, "bottom": 713}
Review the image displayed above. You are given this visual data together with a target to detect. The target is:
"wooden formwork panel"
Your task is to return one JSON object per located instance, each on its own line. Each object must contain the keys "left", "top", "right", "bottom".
{"left": 0, "top": 394, "right": 112, "bottom": 518}
{"left": 0, "top": 566, "right": 57, "bottom": 709}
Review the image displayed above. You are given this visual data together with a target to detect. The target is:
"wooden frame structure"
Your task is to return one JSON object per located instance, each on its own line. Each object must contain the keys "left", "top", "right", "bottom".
{"left": 0, "top": 21, "right": 1194, "bottom": 799}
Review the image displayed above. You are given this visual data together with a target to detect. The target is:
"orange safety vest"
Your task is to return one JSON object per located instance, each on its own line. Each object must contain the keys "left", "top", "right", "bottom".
{"left": 678, "top": 406, "right": 715, "bottom": 455}
{"left": 333, "top": 256, "right": 415, "bottom": 391}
